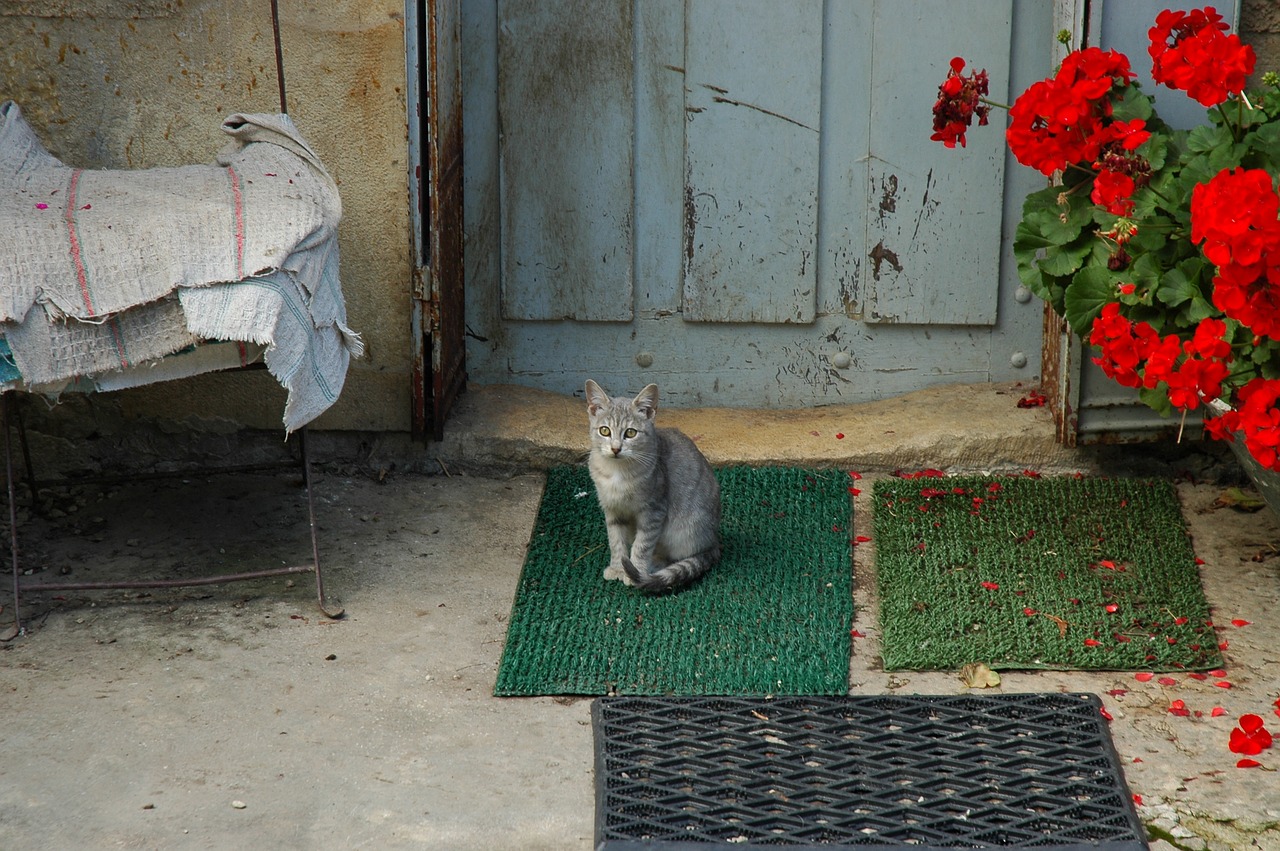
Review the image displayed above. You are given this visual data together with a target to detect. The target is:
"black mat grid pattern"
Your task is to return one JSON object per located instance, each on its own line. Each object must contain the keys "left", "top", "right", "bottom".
{"left": 593, "top": 693, "right": 1148, "bottom": 850}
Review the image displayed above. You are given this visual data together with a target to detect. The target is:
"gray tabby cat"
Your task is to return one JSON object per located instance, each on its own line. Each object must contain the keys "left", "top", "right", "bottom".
{"left": 584, "top": 379, "right": 721, "bottom": 592}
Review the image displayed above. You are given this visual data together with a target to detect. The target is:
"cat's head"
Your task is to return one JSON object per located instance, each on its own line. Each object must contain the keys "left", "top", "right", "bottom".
{"left": 585, "top": 380, "right": 658, "bottom": 461}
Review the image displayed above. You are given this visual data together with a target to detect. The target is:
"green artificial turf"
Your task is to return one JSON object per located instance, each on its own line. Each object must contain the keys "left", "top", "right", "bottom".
{"left": 494, "top": 466, "right": 853, "bottom": 696}
{"left": 872, "top": 475, "right": 1222, "bottom": 672}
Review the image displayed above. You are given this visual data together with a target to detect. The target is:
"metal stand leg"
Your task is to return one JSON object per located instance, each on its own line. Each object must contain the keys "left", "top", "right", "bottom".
{"left": 3, "top": 392, "right": 24, "bottom": 637}
{"left": 5, "top": 409, "right": 344, "bottom": 634}
{"left": 300, "top": 427, "right": 343, "bottom": 619}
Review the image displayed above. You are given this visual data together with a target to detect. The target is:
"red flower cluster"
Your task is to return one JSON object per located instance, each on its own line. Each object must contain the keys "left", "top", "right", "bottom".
{"left": 1149, "top": 6, "right": 1255, "bottom": 107}
{"left": 1005, "top": 47, "right": 1145, "bottom": 176}
{"left": 1191, "top": 168, "right": 1280, "bottom": 339}
{"left": 1090, "top": 304, "right": 1231, "bottom": 410}
{"left": 1204, "top": 377, "right": 1280, "bottom": 470}
{"left": 931, "top": 57, "right": 991, "bottom": 148}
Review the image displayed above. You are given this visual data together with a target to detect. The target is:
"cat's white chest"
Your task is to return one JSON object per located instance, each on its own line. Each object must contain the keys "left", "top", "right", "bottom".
{"left": 589, "top": 457, "right": 639, "bottom": 509}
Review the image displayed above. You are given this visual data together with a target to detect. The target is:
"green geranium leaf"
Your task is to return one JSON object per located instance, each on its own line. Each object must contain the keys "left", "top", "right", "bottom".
{"left": 1155, "top": 260, "right": 1206, "bottom": 308}
{"left": 1139, "top": 384, "right": 1175, "bottom": 418}
{"left": 1063, "top": 265, "right": 1118, "bottom": 336}
{"left": 1187, "top": 123, "right": 1234, "bottom": 154}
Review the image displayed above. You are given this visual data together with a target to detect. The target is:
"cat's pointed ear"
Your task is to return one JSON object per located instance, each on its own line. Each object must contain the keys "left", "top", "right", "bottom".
{"left": 633, "top": 384, "right": 659, "bottom": 419}
{"left": 585, "top": 379, "right": 608, "bottom": 416}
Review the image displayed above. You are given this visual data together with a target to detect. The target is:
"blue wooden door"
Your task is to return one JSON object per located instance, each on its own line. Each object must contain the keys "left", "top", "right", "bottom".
{"left": 461, "top": 0, "right": 1055, "bottom": 407}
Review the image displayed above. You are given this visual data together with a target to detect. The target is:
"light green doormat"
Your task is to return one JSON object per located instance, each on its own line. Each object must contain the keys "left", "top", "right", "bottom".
{"left": 873, "top": 475, "right": 1223, "bottom": 672}
{"left": 494, "top": 466, "right": 853, "bottom": 696}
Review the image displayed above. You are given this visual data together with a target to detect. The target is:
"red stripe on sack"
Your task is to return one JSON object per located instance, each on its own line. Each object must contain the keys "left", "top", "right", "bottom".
{"left": 64, "top": 168, "right": 95, "bottom": 316}
{"left": 228, "top": 166, "right": 245, "bottom": 279}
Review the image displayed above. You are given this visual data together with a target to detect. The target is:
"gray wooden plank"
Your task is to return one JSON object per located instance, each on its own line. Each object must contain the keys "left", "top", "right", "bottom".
{"left": 497, "top": 0, "right": 635, "bottom": 321}
{"left": 682, "top": 0, "right": 823, "bottom": 324}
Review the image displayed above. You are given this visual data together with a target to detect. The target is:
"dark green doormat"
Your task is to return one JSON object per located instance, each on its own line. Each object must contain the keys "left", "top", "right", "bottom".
{"left": 873, "top": 475, "right": 1222, "bottom": 672}
{"left": 494, "top": 466, "right": 853, "bottom": 696}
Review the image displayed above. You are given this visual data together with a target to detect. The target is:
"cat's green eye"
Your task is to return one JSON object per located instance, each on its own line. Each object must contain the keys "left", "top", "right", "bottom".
{"left": 599, "top": 426, "right": 611, "bottom": 437}
{"left": 624, "top": 428, "right": 638, "bottom": 439}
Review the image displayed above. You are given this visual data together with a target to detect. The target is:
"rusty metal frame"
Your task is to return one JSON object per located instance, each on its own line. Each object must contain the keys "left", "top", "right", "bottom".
{"left": 2, "top": 391, "right": 342, "bottom": 637}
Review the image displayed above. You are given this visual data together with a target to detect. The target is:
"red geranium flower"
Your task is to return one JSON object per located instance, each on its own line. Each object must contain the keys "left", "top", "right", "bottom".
{"left": 1229, "top": 713, "right": 1273, "bottom": 756}
{"left": 931, "top": 57, "right": 992, "bottom": 148}
{"left": 1149, "top": 6, "right": 1255, "bottom": 107}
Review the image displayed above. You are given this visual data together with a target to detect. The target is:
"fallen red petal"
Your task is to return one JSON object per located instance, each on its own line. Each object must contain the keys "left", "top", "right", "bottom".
{"left": 1212, "top": 707, "right": 1227, "bottom": 717}
{"left": 1209, "top": 669, "right": 1227, "bottom": 677}
{"left": 848, "top": 487, "right": 862, "bottom": 496}
{"left": 1099, "top": 706, "right": 1113, "bottom": 721}
{"left": 1134, "top": 672, "right": 1154, "bottom": 682}
{"left": 980, "top": 581, "right": 1000, "bottom": 591}
{"left": 835, "top": 433, "right": 845, "bottom": 439}
{"left": 1105, "top": 603, "right": 1119, "bottom": 613}
{"left": 1215, "top": 681, "right": 1233, "bottom": 689}
{"left": 1157, "top": 677, "right": 1177, "bottom": 686}
{"left": 1231, "top": 619, "right": 1252, "bottom": 627}
{"left": 1237, "top": 759, "right": 1263, "bottom": 768}
{"left": 848, "top": 471, "right": 863, "bottom": 480}
{"left": 1084, "top": 638, "right": 1102, "bottom": 647}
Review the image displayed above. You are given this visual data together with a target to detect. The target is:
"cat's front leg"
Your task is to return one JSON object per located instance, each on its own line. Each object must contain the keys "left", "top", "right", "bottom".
{"left": 603, "top": 517, "right": 634, "bottom": 582}
{"left": 626, "top": 510, "right": 666, "bottom": 582}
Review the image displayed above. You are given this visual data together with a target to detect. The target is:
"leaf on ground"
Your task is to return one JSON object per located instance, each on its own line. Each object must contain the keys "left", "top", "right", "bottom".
{"left": 1213, "top": 487, "right": 1267, "bottom": 512}
{"left": 959, "top": 662, "right": 1002, "bottom": 689}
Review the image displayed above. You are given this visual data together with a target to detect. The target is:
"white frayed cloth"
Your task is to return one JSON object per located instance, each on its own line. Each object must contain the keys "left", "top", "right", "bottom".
{"left": 0, "top": 101, "right": 362, "bottom": 431}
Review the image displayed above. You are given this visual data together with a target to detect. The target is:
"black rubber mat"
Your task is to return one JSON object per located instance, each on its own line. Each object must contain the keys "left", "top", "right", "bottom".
{"left": 593, "top": 694, "right": 1147, "bottom": 850}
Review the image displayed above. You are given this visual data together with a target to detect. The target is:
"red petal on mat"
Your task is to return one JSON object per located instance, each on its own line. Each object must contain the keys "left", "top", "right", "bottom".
{"left": 1107, "top": 688, "right": 1127, "bottom": 697}
{"left": 1022, "top": 469, "right": 1041, "bottom": 478}
{"left": 835, "top": 433, "right": 845, "bottom": 440}
{"left": 1237, "top": 759, "right": 1263, "bottom": 768}
{"left": 1215, "top": 681, "right": 1233, "bottom": 689}
{"left": 1168, "top": 700, "right": 1190, "bottom": 717}
{"left": 1023, "top": 607, "right": 1037, "bottom": 616}
{"left": 848, "top": 487, "right": 862, "bottom": 496}
{"left": 1158, "top": 677, "right": 1177, "bottom": 686}
{"left": 1219, "top": 641, "right": 1230, "bottom": 650}
{"left": 1173, "top": 616, "right": 1189, "bottom": 625}
{"left": 1084, "top": 638, "right": 1102, "bottom": 647}
{"left": 853, "top": 535, "right": 871, "bottom": 544}
{"left": 1212, "top": 707, "right": 1227, "bottom": 717}
{"left": 850, "top": 629, "right": 865, "bottom": 638}
{"left": 1209, "top": 669, "right": 1227, "bottom": 677}
{"left": 987, "top": 482, "right": 1002, "bottom": 493}
{"left": 1195, "top": 557, "right": 1205, "bottom": 565}
{"left": 1188, "top": 672, "right": 1208, "bottom": 680}
{"left": 980, "top": 581, "right": 1000, "bottom": 590}
{"left": 848, "top": 471, "right": 863, "bottom": 480}
{"left": 1099, "top": 706, "right": 1113, "bottom": 721}
{"left": 1105, "top": 603, "right": 1119, "bottom": 613}
{"left": 1134, "top": 672, "right": 1154, "bottom": 682}
{"left": 1232, "top": 619, "right": 1252, "bottom": 627}
{"left": 35, "top": 202, "right": 48, "bottom": 209}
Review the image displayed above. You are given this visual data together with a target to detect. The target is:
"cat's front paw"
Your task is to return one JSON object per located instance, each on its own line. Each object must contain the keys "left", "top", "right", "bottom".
{"left": 603, "top": 563, "right": 627, "bottom": 582}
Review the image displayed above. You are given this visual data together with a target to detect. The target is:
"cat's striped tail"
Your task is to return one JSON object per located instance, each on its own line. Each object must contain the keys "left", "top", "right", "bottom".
{"left": 621, "top": 548, "right": 720, "bottom": 593}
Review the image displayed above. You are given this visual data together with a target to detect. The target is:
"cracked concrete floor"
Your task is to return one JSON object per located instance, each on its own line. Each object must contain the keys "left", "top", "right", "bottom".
{"left": 1, "top": 383, "right": 1278, "bottom": 849}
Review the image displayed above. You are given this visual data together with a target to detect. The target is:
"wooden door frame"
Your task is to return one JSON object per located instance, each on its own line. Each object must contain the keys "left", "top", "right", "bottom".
{"left": 407, "top": 0, "right": 467, "bottom": 442}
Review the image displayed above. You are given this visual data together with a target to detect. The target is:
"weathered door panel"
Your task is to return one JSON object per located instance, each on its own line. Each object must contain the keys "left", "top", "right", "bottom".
{"left": 682, "top": 0, "right": 822, "bottom": 324}
{"left": 460, "top": 0, "right": 1055, "bottom": 409}
{"left": 497, "top": 0, "right": 635, "bottom": 322}
{"left": 863, "top": 0, "right": 1012, "bottom": 325}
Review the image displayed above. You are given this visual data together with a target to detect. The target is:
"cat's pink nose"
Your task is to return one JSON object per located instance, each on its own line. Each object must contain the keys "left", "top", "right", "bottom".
{"left": 611, "top": 446, "right": 621, "bottom": 456}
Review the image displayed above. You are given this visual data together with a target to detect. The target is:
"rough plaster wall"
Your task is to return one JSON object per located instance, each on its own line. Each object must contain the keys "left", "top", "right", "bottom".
{"left": 0, "top": 0, "right": 411, "bottom": 437}
{"left": 1242, "top": 0, "right": 1280, "bottom": 81}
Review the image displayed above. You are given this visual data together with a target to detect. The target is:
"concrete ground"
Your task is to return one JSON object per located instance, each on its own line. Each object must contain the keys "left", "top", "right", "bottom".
{"left": 1, "top": 381, "right": 1278, "bottom": 850}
